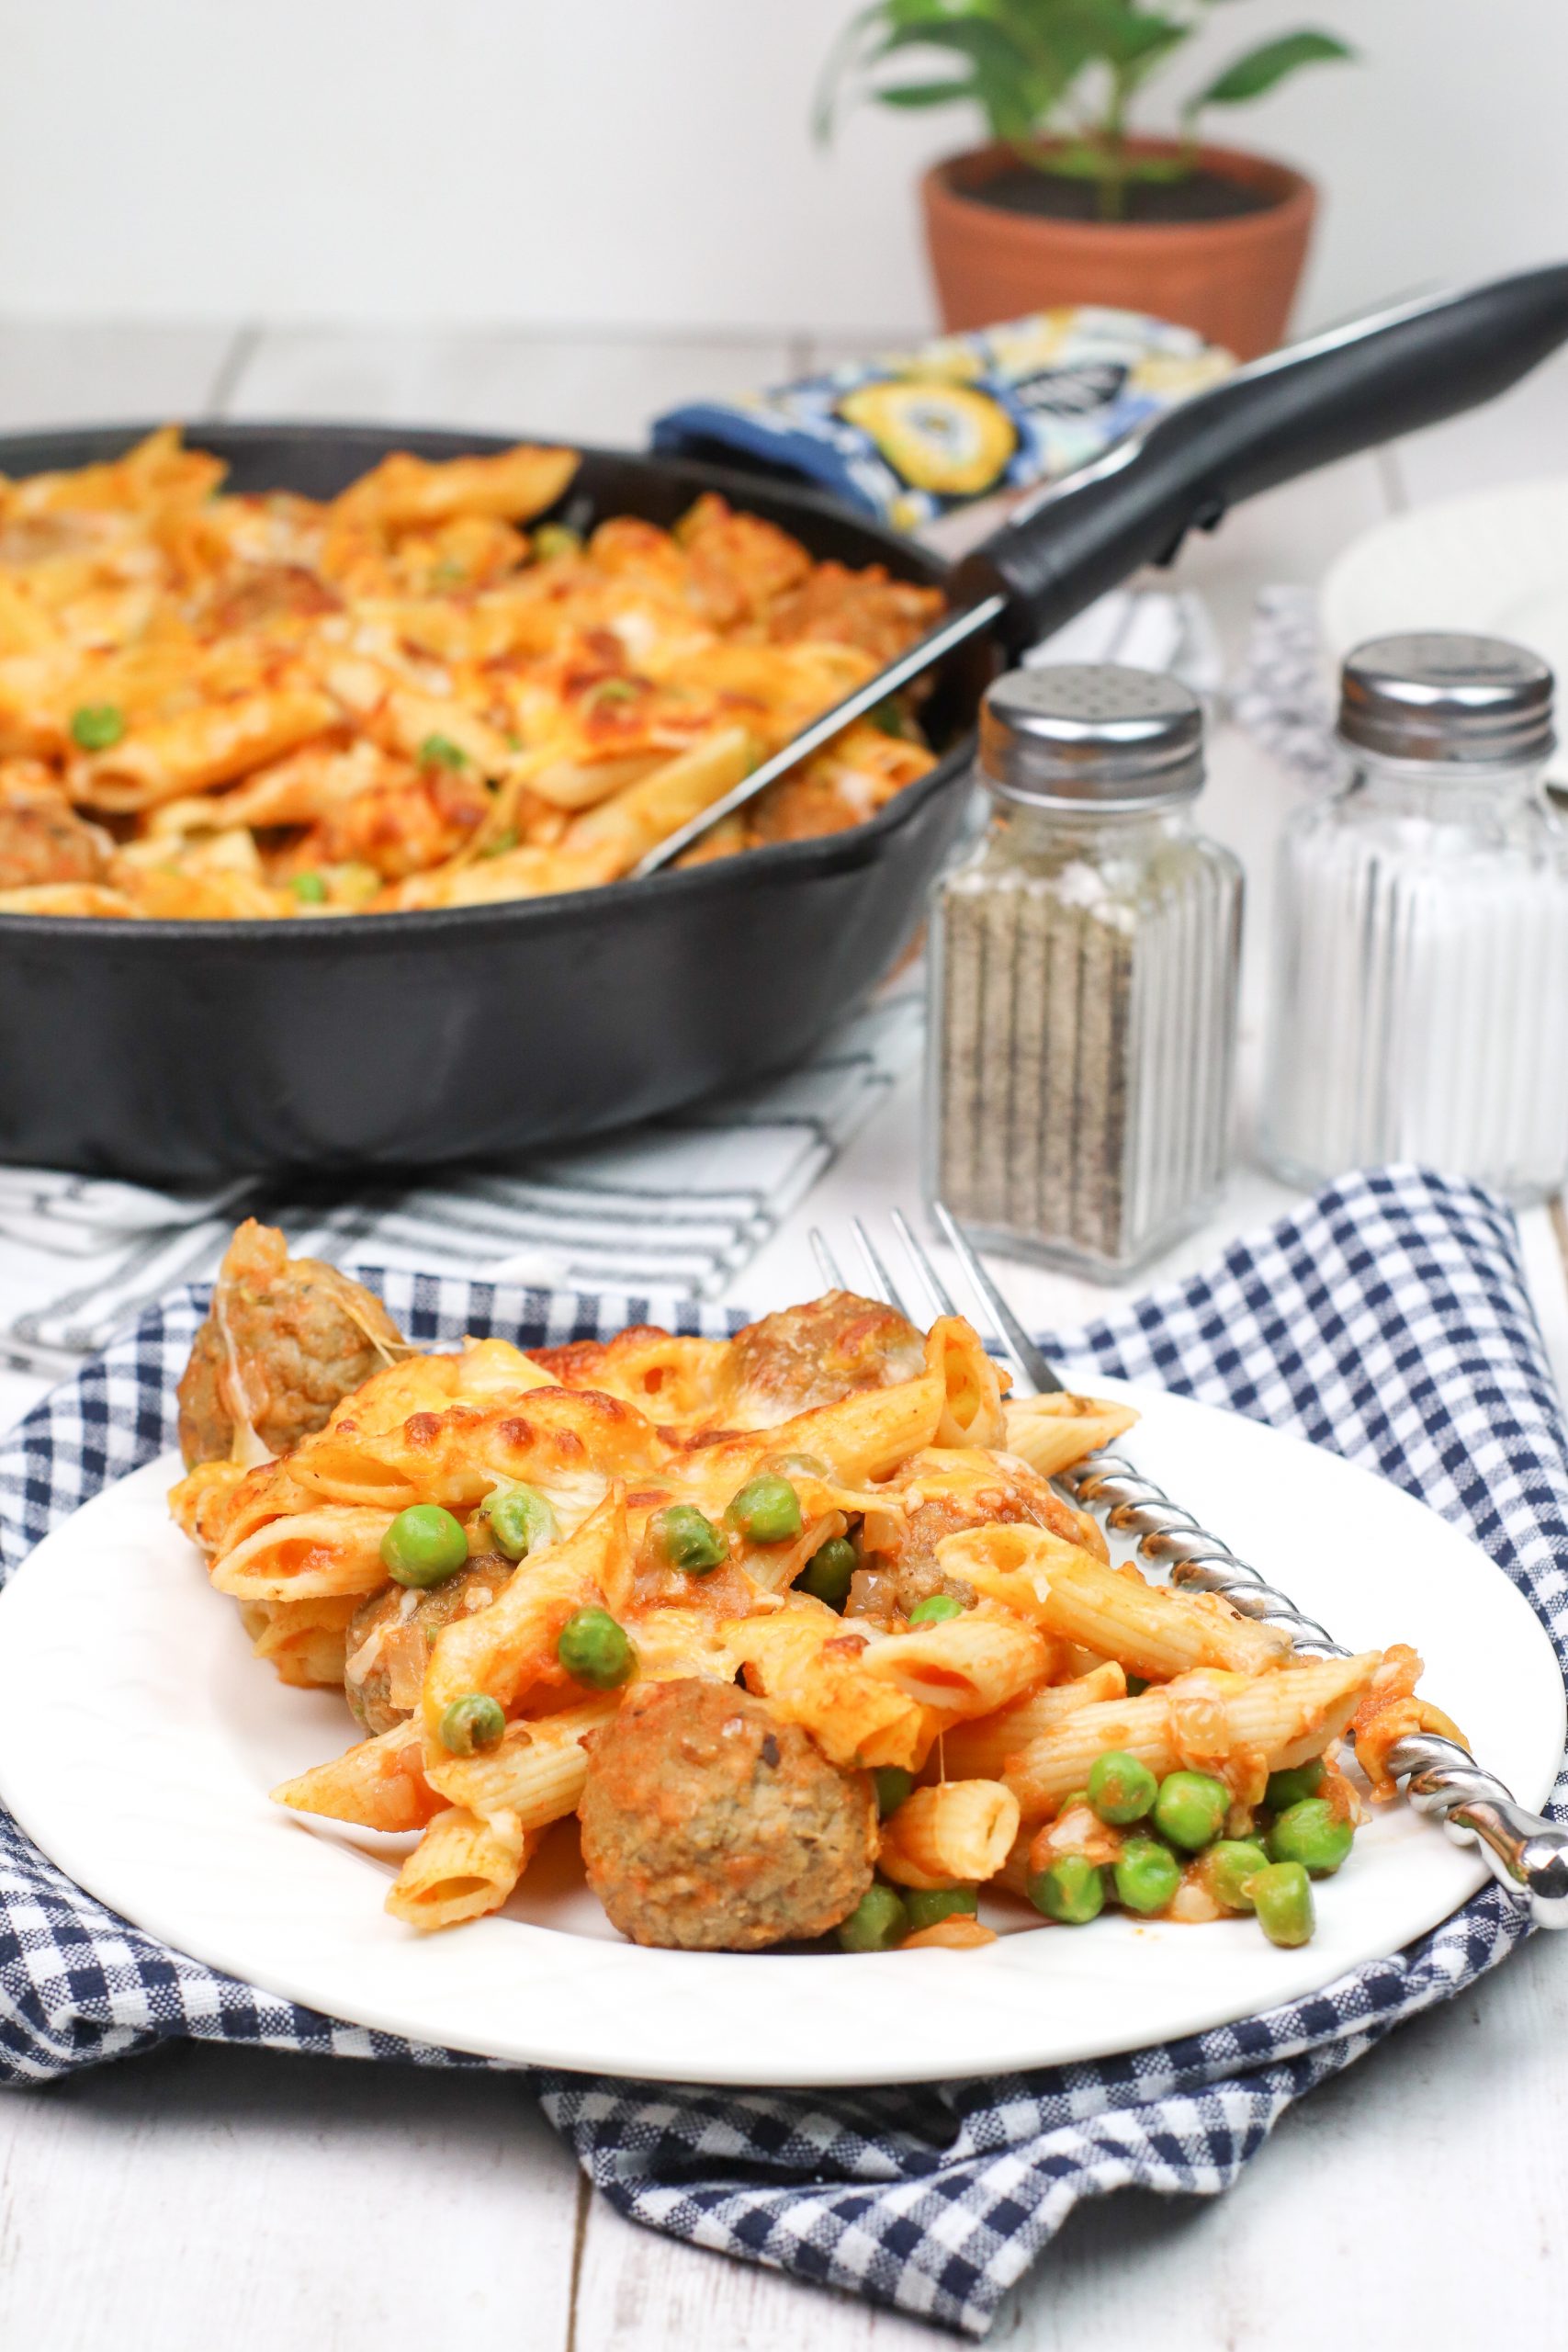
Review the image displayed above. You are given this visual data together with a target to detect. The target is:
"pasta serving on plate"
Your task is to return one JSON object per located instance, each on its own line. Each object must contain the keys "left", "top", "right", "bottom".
{"left": 0, "top": 428, "right": 942, "bottom": 920}
{"left": 169, "top": 1222, "right": 1464, "bottom": 1952}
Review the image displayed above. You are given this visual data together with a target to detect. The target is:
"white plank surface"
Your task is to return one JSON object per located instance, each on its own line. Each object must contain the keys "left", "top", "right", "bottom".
{"left": 2, "top": 322, "right": 1568, "bottom": 2352}
{"left": 0, "top": 322, "right": 240, "bottom": 431}
{"left": 0, "top": 2042, "right": 581, "bottom": 2350}
{"left": 222, "top": 328, "right": 797, "bottom": 442}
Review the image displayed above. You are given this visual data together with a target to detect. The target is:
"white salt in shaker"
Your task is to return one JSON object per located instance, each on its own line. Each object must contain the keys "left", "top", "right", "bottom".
{"left": 926, "top": 664, "right": 1242, "bottom": 1279}
{"left": 1261, "top": 633, "right": 1568, "bottom": 1197}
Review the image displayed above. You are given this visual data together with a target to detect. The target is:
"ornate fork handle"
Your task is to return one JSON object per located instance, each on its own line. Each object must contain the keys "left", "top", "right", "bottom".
{"left": 1055, "top": 1452, "right": 1568, "bottom": 1928}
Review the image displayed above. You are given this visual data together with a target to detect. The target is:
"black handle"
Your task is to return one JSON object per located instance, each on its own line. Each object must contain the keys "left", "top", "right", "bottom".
{"left": 952, "top": 264, "right": 1568, "bottom": 653}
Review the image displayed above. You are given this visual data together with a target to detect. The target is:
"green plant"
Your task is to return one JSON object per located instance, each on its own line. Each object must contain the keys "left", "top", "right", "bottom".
{"left": 816, "top": 1, "right": 1354, "bottom": 221}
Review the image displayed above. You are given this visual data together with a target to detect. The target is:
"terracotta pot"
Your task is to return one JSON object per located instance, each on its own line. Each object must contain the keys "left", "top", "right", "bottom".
{"left": 921, "top": 138, "right": 1316, "bottom": 360}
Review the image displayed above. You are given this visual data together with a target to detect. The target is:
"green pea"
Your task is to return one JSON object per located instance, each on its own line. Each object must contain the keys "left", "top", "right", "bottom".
{"left": 797, "top": 1535, "right": 856, "bottom": 1606}
{"left": 1267, "top": 1797, "right": 1354, "bottom": 1878}
{"left": 290, "top": 870, "right": 327, "bottom": 904}
{"left": 533, "top": 523, "right": 581, "bottom": 561}
{"left": 1251, "top": 1860, "right": 1315, "bottom": 1948}
{"left": 873, "top": 1766, "right": 914, "bottom": 1818}
{"left": 1152, "top": 1770, "right": 1230, "bottom": 1852}
{"left": 480, "top": 1482, "right": 558, "bottom": 1562}
{"left": 380, "top": 1503, "right": 469, "bottom": 1588}
{"left": 419, "top": 731, "right": 468, "bottom": 771}
{"left": 761, "top": 1451, "right": 831, "bottom": 1481}
{"left": 725, "top": 1474, "right": 803, "bottom": 1545}
{"left": 1028, "top": 1853, "right": 1105, "bottom": 1926}
{"left": 478, "top": 827, "right": 519, "bottom": 859}
{"left": 866, "top": 696, "right": 907, "bottom": 738}
{"left": 438, "top": 1692, "right": 505, "bottom": 1756}
{"left": 1265, "top": 1758, "right": 1325, "bottom": 1813}
{"left": 904, "top": 1886, "right": 978, "bottom": 1931}
{"left": 556, "top": 1605, "right": 635, "bottom": 1690}
{"left": 651, "top": 1503, "right": 728, "bottom": 1575}
{"left": 837, "top": 1884, "right": 908, "bottom": 1952}
{"left": 907, "top": 1592, "right": 964, "bottom": 1627}
{"left": 70, "top": 702, "right": 126, "bottom": 751}
{"left": 1112, "top": 1837, "right": 1182, "bottom": 1917}
{"left": 1198, "top": 1839, "right": 1270, "bottom": 1913}
{"left": 1088, "top": 1749, "right": 1157, "bottom": 1826}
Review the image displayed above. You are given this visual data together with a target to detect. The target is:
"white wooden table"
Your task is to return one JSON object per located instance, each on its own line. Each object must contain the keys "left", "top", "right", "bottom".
{"left": 2, "top": 323, "right": 1567, "bottom": 2350}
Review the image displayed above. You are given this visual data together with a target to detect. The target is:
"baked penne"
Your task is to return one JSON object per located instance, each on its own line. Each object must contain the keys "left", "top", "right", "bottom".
{"left": 1003, "top": 1653, "right": 1382, "bottom": 1822}
{"left": 385, "top": 1805, "right": 535, "bottom": 1931}
{"left": 877, "top": 1781, "right": 1021, "bottom": 1889}
{"left": 162, "top": 1227, "right": 1450, "bottom": 1956}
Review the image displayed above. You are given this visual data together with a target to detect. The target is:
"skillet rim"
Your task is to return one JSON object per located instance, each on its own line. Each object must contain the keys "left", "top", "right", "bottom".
{"left": 0, "top": 417, "right": 974, "bottom": 948}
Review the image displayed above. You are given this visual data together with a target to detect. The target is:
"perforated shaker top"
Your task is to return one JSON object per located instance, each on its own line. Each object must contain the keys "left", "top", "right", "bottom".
{"left": 1337, "top": 632, "right": 1555, "bottom": 768}
{"left": 978, "top": 663, "right": 1205, "bottom": 807}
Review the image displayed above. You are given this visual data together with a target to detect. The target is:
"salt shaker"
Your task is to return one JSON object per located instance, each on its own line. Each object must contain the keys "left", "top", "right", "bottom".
{"left": 926, "top": 664, "right": 1243, "bottom": 1279}
{"left": 1261, "top": 632, "right": 1568, "bottom": 1198}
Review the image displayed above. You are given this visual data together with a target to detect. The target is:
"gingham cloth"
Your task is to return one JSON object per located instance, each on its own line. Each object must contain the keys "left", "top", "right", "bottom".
{"left": 0, "top": 1167, "right": 1564, "bottom": 2335}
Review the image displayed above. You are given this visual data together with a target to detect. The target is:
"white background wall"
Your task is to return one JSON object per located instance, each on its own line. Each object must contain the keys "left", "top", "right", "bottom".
{"left": 0, "top": 0, "right": 1562, "bottom": 334}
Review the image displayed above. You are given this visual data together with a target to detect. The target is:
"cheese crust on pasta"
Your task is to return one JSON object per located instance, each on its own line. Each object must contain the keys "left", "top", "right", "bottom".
{"left": 0, "top": 429, "right": 943, "bottom": 918}
{"left": 170, "top": 1227, "right": 1451, "bottom": 1949}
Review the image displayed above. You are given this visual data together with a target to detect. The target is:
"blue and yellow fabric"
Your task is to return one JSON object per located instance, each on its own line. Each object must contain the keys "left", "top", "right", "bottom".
{"left": 652, "top": 308, "right": 1233, "bottom": 532}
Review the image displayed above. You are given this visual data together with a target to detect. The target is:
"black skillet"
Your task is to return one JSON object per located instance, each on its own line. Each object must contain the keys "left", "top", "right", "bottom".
{"left": 2, "top": 265, "right": 1566, "bottom": 1182}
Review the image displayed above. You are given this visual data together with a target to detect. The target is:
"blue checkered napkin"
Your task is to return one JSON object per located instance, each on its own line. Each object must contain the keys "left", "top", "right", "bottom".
{"left": 1, "top": 1170, "right": 1564, "bottom": 2334}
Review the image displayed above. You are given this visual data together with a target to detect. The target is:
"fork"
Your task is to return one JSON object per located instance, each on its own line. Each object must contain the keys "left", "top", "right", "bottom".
{"left": 809, "top": 1202, "right": 1568, "bottom": 1928}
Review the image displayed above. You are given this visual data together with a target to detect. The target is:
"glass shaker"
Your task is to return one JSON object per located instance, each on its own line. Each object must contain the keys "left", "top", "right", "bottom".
{"left": 1261, "top": 632, "right": 1568, "bottom": 1199}
{"left": 926, "top": 664, "right": 1243, "bottom": 1279}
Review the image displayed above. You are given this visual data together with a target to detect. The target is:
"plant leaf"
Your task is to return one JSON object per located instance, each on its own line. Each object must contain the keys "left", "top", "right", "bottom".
{"left": 873, "top": 75, "right": 983, "bottom": 105}
{"left": 812, "top": 0, "right": 893, "bottom": 142}
{"left": 1189, "top": 28, "right": 1354, "bottom": 110}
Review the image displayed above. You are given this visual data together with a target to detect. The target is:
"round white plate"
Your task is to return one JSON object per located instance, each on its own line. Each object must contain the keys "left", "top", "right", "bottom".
{"left": 1321, "top": 474, "right": 1568, "bottom": 679}
{"left": 0, "top": 1382, "right": 1559, "bottom": 2087}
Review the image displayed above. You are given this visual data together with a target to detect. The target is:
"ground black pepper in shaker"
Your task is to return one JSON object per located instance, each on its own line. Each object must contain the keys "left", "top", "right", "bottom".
{"left": 926, "top": 664, "right": 1242, "bottom": 1279}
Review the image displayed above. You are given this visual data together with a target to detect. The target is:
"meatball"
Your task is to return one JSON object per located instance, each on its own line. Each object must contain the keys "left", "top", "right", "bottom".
{"left": 344, "top": 1559, "right": 513, "bottom": 1733}
{"left": 176, "top": 1217, "right": 407, "bottom": 1467}
{"left": 579, "top": 1679, "right": 875, "bottom": 1950}
{"left": 846, "top": 1456, "right": 1098, "bottom": 1619}
{"left": 720, "top": 1290, "right": 927, "bottom": 1425}
{"left": 0, "top": 768, "right": 111, "bottom": 890}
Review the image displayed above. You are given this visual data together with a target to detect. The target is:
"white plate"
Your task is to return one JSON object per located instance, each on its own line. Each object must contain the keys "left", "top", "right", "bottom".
{"left": 0, "top": 1382, "right": 1560, "bottom": 2087}
{"left": 1321, "top": 475, "right": 1568, "bottom": 679}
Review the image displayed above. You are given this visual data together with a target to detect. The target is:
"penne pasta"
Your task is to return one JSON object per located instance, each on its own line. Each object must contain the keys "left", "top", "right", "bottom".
{"left": 857, "top": 1610, "right": 1052, "bottom": 1717}
{"left": 1002, "top": 1391, "right": 1140, "bottom": 1478}
{"left": 209, "top": 1503, "right": 397, "bottom": 1601}
{"left": 877, "top": 1780, "right": 1021, "bottom": 1889}
{"left": 72, "top": 687, "right": 340, "bottom": 811}
{"left": 425, "top": 1696, "right": 618, "bottom": 1824}
{"left": 385, "top": 1805, "right": 535, "bottom": 1931}
{"left": 420, "top": 1489, "right": 630, "bottom": 1759}
{"left": 1003, "top": 1653, "right": 1382, "bottom": 1823}
{"left": 934, "top": 1662, "right": 1128, "bottom": 1781}
{"left": 273, "top": 1721, "right": 442, "bottom": 1834}
{"left": 1032, "top": 1545, "right": 1292, "bottom": 1679}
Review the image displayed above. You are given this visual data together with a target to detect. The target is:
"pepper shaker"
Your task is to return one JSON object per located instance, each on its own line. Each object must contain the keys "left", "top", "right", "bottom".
{"left": 926, "top": 664, "right": 1243, "bottom": 1279}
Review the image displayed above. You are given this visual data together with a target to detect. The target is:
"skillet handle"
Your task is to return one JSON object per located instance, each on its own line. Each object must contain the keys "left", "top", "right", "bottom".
{"left": 952, "top": 264, "right": 1568, "bottom": 654}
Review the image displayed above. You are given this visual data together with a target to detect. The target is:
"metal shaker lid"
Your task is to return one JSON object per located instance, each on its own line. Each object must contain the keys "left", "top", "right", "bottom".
{"left": 978, "top": 664, "right": 1205, "bottom": 808}
{"left": 1337, "top": 632, "right": 1555, "bottom": 767}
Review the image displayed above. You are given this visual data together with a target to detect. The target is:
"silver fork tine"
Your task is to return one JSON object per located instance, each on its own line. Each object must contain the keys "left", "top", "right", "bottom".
{"left": 890, "top": 1207, "right": 958, "bottom": 1317}
{"left": 809, "top": 1227, "right": 845, "bottom": 1291}
{"left": 851, "top": 1216, "right": 910, "bottom": 1317}
{"left": 931, "top": 1200, "right": 1064, "bottom": 1396}
{"left": 887, "top": 1211, "right": 952, "bottom": 1325}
